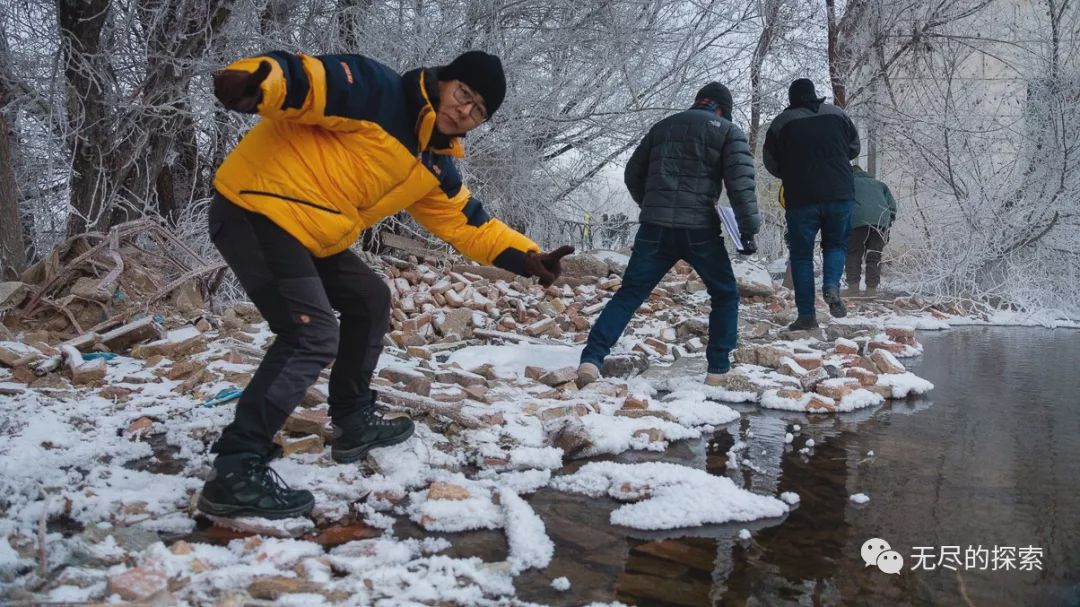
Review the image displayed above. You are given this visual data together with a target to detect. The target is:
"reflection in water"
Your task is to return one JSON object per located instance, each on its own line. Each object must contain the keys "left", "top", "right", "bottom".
{"left": 720, "top": 437, "right": 854, "bottom": 606}
{"left": 618, "top": 537, "right": 718, "bottom": 606}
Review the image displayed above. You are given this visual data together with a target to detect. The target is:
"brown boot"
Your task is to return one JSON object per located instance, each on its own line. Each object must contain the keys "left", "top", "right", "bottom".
{"left": 576, "top": 362, "right": 600, "bottom": 387}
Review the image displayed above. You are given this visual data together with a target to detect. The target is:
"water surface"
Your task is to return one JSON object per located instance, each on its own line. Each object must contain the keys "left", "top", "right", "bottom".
{"left": 499, "top": 327, "right": 1080, "bottom": 606}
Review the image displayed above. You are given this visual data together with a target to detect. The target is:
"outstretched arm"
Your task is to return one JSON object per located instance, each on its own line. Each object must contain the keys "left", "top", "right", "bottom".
{"left": 407, "top": 158, "right": 574, "bottom": 286}
{"left": 213, "top": 51, "right": 394, "bottom": 132}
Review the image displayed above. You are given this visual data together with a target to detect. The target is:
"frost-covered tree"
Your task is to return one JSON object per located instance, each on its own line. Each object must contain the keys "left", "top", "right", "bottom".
{"left": 1, "top": 0, "right": 1076, "bottom": 314}
{"left": 840, "top": 0, "right": 1080, "bottom": 313}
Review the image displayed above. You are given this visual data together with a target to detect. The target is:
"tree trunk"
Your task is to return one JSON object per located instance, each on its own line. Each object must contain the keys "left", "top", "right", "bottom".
{"left": 110, "top": 0, "right": 231, "bottom": 225}
{"left": 824, "top": 0, "right": 846, "bottom": 108}
{"left": 0, "top": 109, "right": 26, "bottom": 279}
{"left": 749, "top": 0, "right": 783, "bottom": 152}
{"left": 337, "top": 0, "right": 374, "bottom": 50}
{"left": 260, "top": 0, "right": 290, "bottom": 36}
{"left": 0, "top": 35, "right": 27, "bottom": 277}
{"left": 58, "top": 0, "right": 113, "bottom": 236}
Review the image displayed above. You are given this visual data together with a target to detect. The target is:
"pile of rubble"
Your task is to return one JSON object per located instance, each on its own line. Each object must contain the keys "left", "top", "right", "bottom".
{"left": 0, "top": 230, "right": 942, "bottom": 457}
{"left": 2, "top": 219, "right": 224, "bottom": 330}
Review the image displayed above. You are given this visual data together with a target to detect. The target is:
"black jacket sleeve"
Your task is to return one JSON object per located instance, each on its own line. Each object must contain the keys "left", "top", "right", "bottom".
{"left": 721, "top": 125, "right": 761, "bottom": 235}
{"left": 762, "top": 124, "right": 781, "bottom": 178}
{"left": 624, "top": 131, "right": 652, "bottom": 205}
{"left": 846, "top": 113, "right": 861, "bottom": 160}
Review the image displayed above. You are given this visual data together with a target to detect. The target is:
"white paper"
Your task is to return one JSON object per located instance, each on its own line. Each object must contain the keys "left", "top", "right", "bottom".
{"left": 717, "top": 205, "right": 744, "bottom": 250}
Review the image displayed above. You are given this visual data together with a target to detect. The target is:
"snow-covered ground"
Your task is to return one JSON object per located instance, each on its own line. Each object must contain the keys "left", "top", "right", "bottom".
{"left": 0, "top": 259, "right": 944, "bottom": 604}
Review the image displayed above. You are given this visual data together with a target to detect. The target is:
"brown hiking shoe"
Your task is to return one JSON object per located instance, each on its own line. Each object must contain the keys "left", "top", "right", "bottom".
{"left": 576, "top": 362, "right": 600, "bottom": 387}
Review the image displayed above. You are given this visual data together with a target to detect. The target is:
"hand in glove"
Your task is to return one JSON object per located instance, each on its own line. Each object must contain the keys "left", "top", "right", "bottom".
{"left": 523, "top": 245, "right": 575, "bottom": 287}
{"left": 737, "top": 234, "right": 757, "bottom": 255}
{"left": 213, "top": 60, "right": 272, "bottom": 114}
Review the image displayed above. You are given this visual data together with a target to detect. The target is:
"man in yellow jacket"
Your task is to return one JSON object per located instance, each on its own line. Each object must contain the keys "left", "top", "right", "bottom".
{"left": 198, "top": 50, "right": 573, "bottom": 519}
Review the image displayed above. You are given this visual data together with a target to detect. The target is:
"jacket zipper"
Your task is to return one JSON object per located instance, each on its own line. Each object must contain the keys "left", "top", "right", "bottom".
{"left": 239, "top": 190, "right": 343, "bottom": 215}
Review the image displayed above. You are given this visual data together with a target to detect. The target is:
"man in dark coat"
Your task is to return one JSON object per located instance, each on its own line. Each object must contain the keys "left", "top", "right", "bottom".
{"left": 764, "top": 79, "right": 860, "bottom": 329}
{"left": 577, "top": 82, "right": 761, "bottom": 387}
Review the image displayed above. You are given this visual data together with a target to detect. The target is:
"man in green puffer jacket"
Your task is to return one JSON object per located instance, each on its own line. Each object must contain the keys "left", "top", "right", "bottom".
{"left": 846, "top": 165, "right": 897, "bottom": 296}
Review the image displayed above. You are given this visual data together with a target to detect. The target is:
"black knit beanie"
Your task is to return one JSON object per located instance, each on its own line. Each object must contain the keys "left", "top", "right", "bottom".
{"left": 788, "top": 78, "right": 825, "bottom": 106}
{"left": 695, "top": 82, "right": 733, "bottom": 120}
{"left": 438, "top": 50, "right": 506, "bottom": 117}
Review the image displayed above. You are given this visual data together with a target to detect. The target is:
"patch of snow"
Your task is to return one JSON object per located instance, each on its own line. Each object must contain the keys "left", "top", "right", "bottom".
{"left": 447, "top": 344, "right": 580, "bottom": 377}
{"left": 475, "top": 469, "right": 552, "bottom": 495}
{"left": 499, "top": 488, "right": 553, "bottom": 573}
{"left": 655, "top": 391, "right": 741, "bottom": 426}
{"left": 508, "top": 446, "right": 563, "bottom": 471}
{"left": 658, "top": 377, "right": 757, "bottom": 403}
{"left": 579, "top": 414, "right": 700, "bottom": 457}
{"left": 551, "top": 576, "right": 571, "bottom": 591}
{"left": 760, "top": 388, "right": 884, "bottom": 413}
{"left": 407, "top": 483, "right": 502, "bottom": 533}
{"left": 876, "top": 373, "right": 935, "bottom": 398}
{"left": 551, "top": 461, "right": 788, "bottom": 530}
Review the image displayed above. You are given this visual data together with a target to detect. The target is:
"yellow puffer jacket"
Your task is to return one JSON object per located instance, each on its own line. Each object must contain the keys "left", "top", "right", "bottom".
{"left": 213, "top": 51, "right": 539, "bottom": 273}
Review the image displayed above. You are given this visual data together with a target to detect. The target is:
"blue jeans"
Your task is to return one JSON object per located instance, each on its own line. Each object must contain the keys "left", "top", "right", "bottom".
{"left": 786, "top": 200, "right": 854, "bottom": 317}
{"left": 581, "top": 223, "right": 739, "bottom": 374}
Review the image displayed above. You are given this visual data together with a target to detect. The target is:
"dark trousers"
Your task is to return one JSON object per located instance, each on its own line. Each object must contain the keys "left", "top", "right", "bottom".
{"left": 846, "top": 225, "right": 888, "bottom": 288}
{"left": 785, "top": 200, "right": 854, "bottom": 317}
{"left": 208, "top": 194, "right": 390, "bottom": 457}
{"left": 580, "top": 222, "right": 739, "bottom": 374}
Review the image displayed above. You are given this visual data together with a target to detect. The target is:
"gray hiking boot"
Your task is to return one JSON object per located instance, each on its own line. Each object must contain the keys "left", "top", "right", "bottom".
{"left": 198, "top": 451, "right": 315, "bottom": 519}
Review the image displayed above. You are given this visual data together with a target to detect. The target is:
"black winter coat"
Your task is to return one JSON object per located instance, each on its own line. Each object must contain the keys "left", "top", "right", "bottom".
{"left": 762, "top": 102, "right": 860, "bottom": 207}
{"left": 625, "top": 108, "right": 760, "bottom": 235}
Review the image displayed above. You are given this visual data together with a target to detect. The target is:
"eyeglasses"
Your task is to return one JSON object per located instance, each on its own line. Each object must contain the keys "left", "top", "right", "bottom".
{"left": 451, "top": 82, "right": 488, "bottom": 123}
